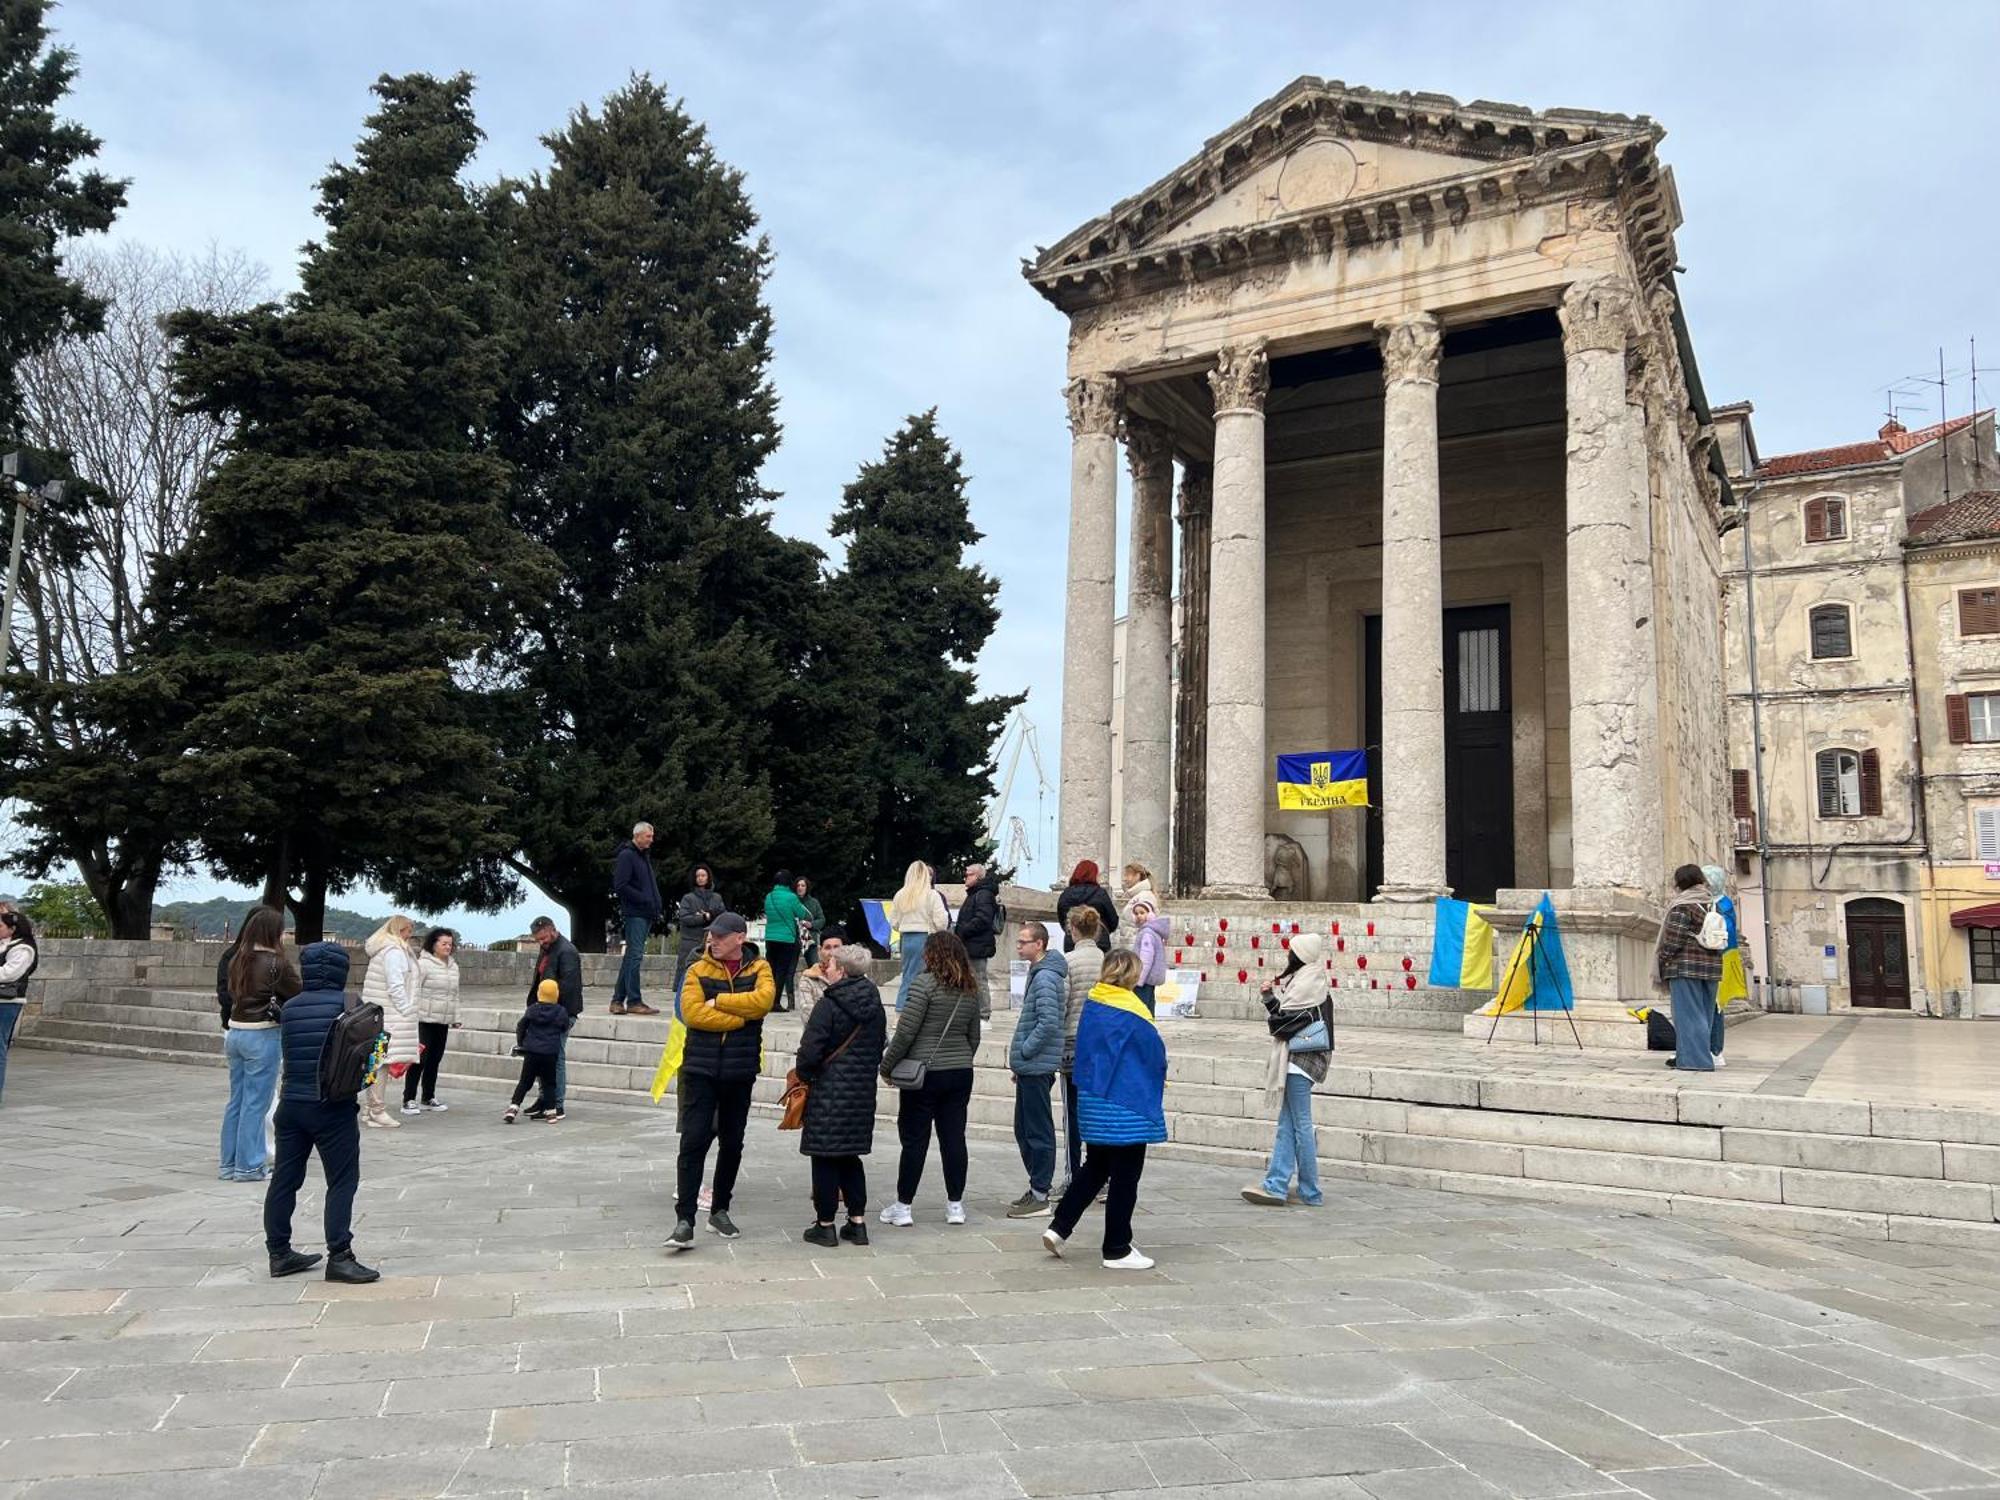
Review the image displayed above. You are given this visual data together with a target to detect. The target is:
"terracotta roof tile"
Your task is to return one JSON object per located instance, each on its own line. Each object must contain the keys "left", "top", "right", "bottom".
{"left": 1759, "top": 412, "right": 1985, "bottom": 479}
{"left": 1907, "top": 490, "right": 2000, "bottom": 545}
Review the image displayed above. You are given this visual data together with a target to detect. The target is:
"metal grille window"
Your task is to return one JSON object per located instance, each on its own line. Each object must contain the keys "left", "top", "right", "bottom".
{"left": 1974, "top": 928, "right": 2000, "bottom": 985}
{"left": 1457, "top": 628, "right": 1501, "bottom": 712}
{"left": 1808, "top": 605, "right": 1852, "bottom": 660}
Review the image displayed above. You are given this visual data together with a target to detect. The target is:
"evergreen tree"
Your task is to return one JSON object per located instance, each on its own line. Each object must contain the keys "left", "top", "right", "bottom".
{"left": 821, "top": 412, "right": 1019, "bottom": 894}
{"left": 495, "top": 77, "right": 817, "bottom": 947}
{"left": 0, "top": 0, "right": 124, "bottom": 441}
{"left": 148, "top": 74, "right": 549, "bottom": 941}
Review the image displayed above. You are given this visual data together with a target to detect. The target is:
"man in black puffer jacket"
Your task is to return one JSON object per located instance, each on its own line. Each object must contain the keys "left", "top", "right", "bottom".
{"left": 955, "top": 864, "right": 1001, "bottom": 1020}
{"left": 264, "top": 942, "right": 379, "bottom": 1284}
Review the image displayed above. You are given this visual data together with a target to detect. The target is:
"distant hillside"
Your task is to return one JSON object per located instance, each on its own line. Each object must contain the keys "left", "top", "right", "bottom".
{"left": 155, "top": 897, "right": 387, "bottom": 941}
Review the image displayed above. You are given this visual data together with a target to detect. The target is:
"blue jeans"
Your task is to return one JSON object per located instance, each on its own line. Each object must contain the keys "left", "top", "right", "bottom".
{"left": 1670, "top": 977, "right": 1717, "bottom": 1071}
{"left": 1262, "top": 1071, "right": 1323, "bottom": 1205}
{"left": 614, "top": 915, "right": 652, "bottom": 1005}
{"left": 0, "top": 1001, "right": 22, "bottom": 1104}
{"left": 1014, "top": 1072, "right": 1056, "bottom": 1195}
{"left": 221, "top": 1027, "right": 282, "bottom": 1179}
{"left": 897, "top": 934, "right": 927, "bottom": 1009}
{"left": 555, "top": 1034, "right": 568, "bottom": 1109}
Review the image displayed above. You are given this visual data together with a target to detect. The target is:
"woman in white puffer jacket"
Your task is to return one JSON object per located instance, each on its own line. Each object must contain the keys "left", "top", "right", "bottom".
{"left": 361, "top": 916, "right": 420, "bottom": 1128}
{"left": 402, "top": 928, "right": 462, "bottom": 1115}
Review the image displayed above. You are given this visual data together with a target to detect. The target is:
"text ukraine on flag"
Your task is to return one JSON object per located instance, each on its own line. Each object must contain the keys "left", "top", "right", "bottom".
{"left": 1275, "top": 750, "right": 1369, "bottom": 810}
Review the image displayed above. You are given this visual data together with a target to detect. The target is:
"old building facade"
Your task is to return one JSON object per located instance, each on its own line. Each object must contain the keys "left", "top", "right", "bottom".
{"left": 1030, "top": 78, "right": 1733, "bottom": 1003}
{"left": 1721, "top": 405, "right": 2000, "bottom": 1013}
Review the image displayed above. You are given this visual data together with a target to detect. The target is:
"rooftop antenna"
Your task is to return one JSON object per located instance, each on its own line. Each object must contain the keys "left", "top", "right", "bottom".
{"left": 1942, "top": 346, "right": 1954, "bottom": 505}
{"left": 1973, "top": 335, "right": 1987, "bottom": 488}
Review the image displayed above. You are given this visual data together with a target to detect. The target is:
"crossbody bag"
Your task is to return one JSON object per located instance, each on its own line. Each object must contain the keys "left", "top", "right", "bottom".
{"left": 886, "top": 987, "right": 969, "bottom": 1091}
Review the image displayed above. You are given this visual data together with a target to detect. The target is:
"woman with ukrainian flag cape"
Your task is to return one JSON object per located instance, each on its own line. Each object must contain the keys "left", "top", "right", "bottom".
{"left": 1704, "top": 864, "right": 1745, "bottom": 1066}
{"left": 1040, "top": 949, "right": 1167, "bottom": 1271}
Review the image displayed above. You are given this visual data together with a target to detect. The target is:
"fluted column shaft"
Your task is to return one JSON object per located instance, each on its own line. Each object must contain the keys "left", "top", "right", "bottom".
{"left": 1057, "top": 375, "right": 1120, "bottom": 880}
{"left": 1202, "top": 344, "right": 1271, "bottom": 898}
{"left": 1171, "top": 464, "right": 1213, "bottom": 897}
{"left": 1120, "top": 414, "right": 1175, "bottom": 883}
{"left": 1561, "top": 276, "right": 1660, "bottom": 891}
{"left": 1375, "top": 313, "right": 1449, "bottom": 900}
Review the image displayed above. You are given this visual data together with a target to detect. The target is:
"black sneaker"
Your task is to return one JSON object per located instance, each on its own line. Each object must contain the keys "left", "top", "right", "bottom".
{"left": 708, "top": 1211, "right": 741, "bottom": 1240}
{"left": 269, "top": 1248, "right": 322, "bottom": 1278}
{"left": 802, "top": 1222, "right": 839, "bottom": 1249}
{"left": 325, "top": 1248, "right": 380, "bottom": 1284}
{"left": 665, "top": 1219, "right": 695, "bottom": 1252}
{"left": 839, "top": 1220, "right": 870, "bottom": 1246}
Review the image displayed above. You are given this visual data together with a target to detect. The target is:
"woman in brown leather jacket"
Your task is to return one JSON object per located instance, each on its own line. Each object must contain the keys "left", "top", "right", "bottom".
{"left": 219, "top": 906, "right": 301, "bottom": 1182}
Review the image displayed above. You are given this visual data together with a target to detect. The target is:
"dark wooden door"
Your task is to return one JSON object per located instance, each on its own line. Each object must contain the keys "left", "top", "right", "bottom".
{"left": 1361, "top": 605, "right": 1515, "bottom": 902}
{"left": 1846, "top": 899, "right": 1911, "bottom": 1009}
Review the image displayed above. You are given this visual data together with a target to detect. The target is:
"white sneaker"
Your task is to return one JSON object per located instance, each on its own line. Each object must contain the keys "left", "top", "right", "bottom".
{"left": 1042, "top": 1227, "right": 1066, "bottom": 1257}
{"left": 425, "top": 1100, "right": 449, "bottom": 1111}
{"left": 1103, "top": 1248, "right": 1155, "bottom": 1271}
{"left": 400, "top": 1102, "right": 422, "bottom": 1116}
{"left": 697, "top": 1184, "right": 713, "bottom": 1212}
{"left": 945, "top": 1201, "right": 966, "bottom": 1225}
{"left": 880, "top": 1202, "right": 914, "bottom": 1227}
{"left": 1714, "top": 1055, "right": 1728, "bottom": 1068}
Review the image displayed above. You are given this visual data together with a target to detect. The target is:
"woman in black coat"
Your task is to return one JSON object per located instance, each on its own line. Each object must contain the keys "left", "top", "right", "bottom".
{"left": 1055, "top": 859, "right": 1119, "bottom": 953}
{"left": 795, "top": 945, "right": 888, "bottom": 1248}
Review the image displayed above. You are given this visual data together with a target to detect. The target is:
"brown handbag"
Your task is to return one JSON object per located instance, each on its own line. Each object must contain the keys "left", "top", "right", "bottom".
{"left": 779, "top": 1023, "right": 858, "bottom": 1131}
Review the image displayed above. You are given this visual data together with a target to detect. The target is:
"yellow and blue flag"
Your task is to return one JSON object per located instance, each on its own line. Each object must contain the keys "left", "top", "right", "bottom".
{"left": 1481, "top": 894, "right": 1575, "bottom": 1014}
{"left": 861, "top": 899, "right": 894, "bottom": 949}
{"left": 1427, "top": 898, "right": 1495, "bottom": 989}
{"left": 1275, "top": 750, "right": 1369, "bottom": 810}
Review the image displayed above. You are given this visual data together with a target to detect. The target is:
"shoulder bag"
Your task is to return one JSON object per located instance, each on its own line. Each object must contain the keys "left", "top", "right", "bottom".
{"left": 887, "top": 986, "right": 968, "bottom": 1091}
{"left": 779, "top": 1023, "right": 859, "bottom": 1131}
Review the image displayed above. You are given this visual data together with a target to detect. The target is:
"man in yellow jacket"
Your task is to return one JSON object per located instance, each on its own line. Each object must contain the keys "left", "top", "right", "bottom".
{"left": 665, "top": 913, "right": 775, "bottom": 1252}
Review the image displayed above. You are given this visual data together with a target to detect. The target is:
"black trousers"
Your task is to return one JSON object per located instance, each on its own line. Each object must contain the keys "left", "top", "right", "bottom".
{"left": 1050, "top": 1142, "right": 1147, "bottom": 1259}
{"left": 405, "top": 1022, "right": 450, "bottom": 1103}
{"left": 264, "top": 1097, "right": 360, "bottom": 1255}
{"left": 767, "top": 940, "right": 800, "bottom": 1010}
{"left": 677, "top": 1073, "right": 754, "bottom": 1221}
{"left": 1061, "top": 1072, "right": 1083, "bottom": 1185}
{"left": 512, "top": 1052, "right": 559, "bottom": 1109}
{"left": 896, "top": 1067, "right": 973, "bottom": 1204}
{"left": 810, "top": 1155, "right": 867, "bottom": 1221}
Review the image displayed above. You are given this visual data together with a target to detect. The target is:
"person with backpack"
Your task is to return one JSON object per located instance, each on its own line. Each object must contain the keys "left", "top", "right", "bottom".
{"left": 1654, "top": 864, "right": 1727, "bottom": 1073}
{"left": 0, "top": 910, "right": 40, "bottom": 1106}
{"left": 264, "top": 941, "right": 381, "bottom": 1283}
{"left": 954, "top": 864, "right": 1002, "bottom": 1020}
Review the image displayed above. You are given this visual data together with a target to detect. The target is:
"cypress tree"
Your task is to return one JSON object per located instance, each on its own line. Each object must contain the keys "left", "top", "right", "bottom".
{"left": 150, "top": 74, "right": 549, "bottom": 940}
{"left": 821, "top": 411, "right": 1020, "bottom": 893}
{"left": 495, "top": 77, "right": 815, "bottom": 946}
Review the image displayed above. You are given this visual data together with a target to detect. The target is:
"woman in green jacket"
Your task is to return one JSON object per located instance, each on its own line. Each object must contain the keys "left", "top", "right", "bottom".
{"left": 763, "top": 871, "right": 812, "bottom": 1014}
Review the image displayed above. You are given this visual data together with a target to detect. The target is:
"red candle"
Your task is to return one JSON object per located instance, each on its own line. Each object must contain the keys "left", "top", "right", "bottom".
{"left": 1337, "top": 938, "right": 1345, "bottom": 952}
{"left": 1332, "top": 920, "right": 1341, "bottom": 936}
{"left": 1236, "top": 969, "right": 1247, "bottom": 984}
{"left": 1402, "top": 956, "right": 1413, "bottom": 972}
{"left": 1367, "top": 921, "right": 1376, "bottom": 937}
{"left": 1357, "top": 955, "right": 1368, "bottom": 970}
{"left": 1291, "top": 922, "right": 1301, "bottom": 934}
{"left": 1280, "top": 937, "right": 1290, "bottom": 949}
{"left": 1251, "top": 936, "right": 1261, "bottom": 950}
{"left": 1219, "top": 918, "right": 1229, "bottom": 932}
{"left": 1405, "top": 975, "right": 1417, "bottom": 990}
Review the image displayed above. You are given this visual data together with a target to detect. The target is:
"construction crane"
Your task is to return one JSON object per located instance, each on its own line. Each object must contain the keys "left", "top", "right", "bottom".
{"left": 987, "top": 702, "right": 1052, "bottom": 877}
{"left": 1001, "top": 814, "right": 1034, "bottom": 871}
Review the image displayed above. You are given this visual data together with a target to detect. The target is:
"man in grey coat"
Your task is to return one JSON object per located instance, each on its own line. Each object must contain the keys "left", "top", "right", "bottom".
{"left": 1007, "top": 922, "right": 1067, "bottom": 1218}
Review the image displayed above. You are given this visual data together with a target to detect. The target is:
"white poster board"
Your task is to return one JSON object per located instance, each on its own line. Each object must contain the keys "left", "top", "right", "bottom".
{"left": 1156, "top": 967, "right": 1202, "bottom": 1019}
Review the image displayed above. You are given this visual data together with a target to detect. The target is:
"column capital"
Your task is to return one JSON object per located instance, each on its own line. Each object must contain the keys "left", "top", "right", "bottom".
{"left": 1207, "top": 343, "right": 1269, "bottom": 414}
{"left": 1375, "top": 312, "right": 1442, "bottom": 386}
{"left": 1176, "top": 461, "right": 1213, "bottom": 525}
{"left": 1123, "top": 412, "right": 1175, "bottom": 485}
{"left": 1559, "top": 275, "right": 1637, "bottom": 356}
{"left": 1065, "top": 374, "right": 1121, "bottom": 437}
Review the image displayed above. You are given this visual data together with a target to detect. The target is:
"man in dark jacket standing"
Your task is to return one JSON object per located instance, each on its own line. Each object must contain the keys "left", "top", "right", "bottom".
{"left": 610, "top": 822, "right": 663, "bottom": 1016}
{"left": 667, "top": 913, "right": 775, "bottom": 1251}
{"left": 265, "top": 941, "right": 379, "bottom": 1283}
{"left": 955, "top": 863, "right": 1001, "bottom": 1020}
{"left": 529, "top": 917, "right": 584, "bottom": 1116}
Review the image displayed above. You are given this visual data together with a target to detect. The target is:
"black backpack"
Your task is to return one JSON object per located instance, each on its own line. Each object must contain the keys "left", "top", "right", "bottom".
{"left": 318, "top": 996, "right": 386, "bottom": 1101}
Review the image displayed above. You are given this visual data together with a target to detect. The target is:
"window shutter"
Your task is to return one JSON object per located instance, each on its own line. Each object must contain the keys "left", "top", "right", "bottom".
{"left": 1860, "top": 748, "right": 1883, "bottom": 816}
{"left": 1961, "top": 589, "right": 2000, "bottom": 636}
{"left": 1816, "top": 751, "right": 1840, "bottom": 817}
{"left": 1805, "top": 500, "right": 1826, "bottom": 543}
{"left": 1978, "top": 808, "right": 2000, "bottom": 861}
{"left": 1949, "top": 694, "right": 1972, "bottom": 744}
{"left": 1731, "top": 769, "right": 1752, "bottom": 817}
{"left": 1826, "top": 498, "right": 1846, "bottom": 538}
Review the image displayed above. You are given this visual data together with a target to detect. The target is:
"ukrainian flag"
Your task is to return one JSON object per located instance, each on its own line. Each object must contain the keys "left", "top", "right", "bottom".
{"left": 861, "top": 899, "right": 894, "bottom": 949}
{"left": 1428, "top": 898, "right": 1496, "bottom": 989}
{"left": 1275, "top": 750, "right": 1369, "bottom": 810}
{"left": 1480, "top": 894, "right": 1575, "bottom": 1014}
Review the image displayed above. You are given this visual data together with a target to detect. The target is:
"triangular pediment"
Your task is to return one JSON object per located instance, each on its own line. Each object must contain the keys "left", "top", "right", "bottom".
{"left": 1027, "top": 77, "right": 1662, "bottom": 287}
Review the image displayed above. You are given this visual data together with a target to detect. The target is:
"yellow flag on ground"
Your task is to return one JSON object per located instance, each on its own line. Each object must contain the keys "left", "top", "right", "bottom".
{"left": 648, "top": 1019, "right": 687, "bottom": 1103}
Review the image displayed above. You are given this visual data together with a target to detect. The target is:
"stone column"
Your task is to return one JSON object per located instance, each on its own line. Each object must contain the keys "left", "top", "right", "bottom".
{"left": 1171, "top": 463, "right": 1213, "bottom": 897}
{"left": 1560, "top": 276, "right": 1660, "bottom": 892}
{"left": 1120, "top": 414, "right": 1175, "bottom": 884}
{"left": 1057, "top": 374, "right": 1121, "bottom": 881}
{"left": 1202, "top": 343, "right": 1271, "bottom": 898}
{"left": 1374, "top": 312, "right": 1449, "bottom": 901}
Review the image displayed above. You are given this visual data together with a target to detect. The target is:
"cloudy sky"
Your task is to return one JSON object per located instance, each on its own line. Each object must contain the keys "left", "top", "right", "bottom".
{"left": 38, "top": 1, "right": 1998, "bottom": 938}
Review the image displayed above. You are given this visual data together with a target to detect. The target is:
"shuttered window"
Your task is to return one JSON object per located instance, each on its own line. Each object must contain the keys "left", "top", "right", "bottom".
{"left": 1816, "top": 748, "right": 1878, "bottom": 818}
{"left": 1974, "top": 928, "right": 2000, "bottom": 984}
{"left": 1975, "top": 807, "right": 2000, "bottom": 861}
{"left": 1809, "top": 605, "right": 1852, "bottom": 659}
{"left": 1961, "top": 588, "right": 2000, "bottom": 636}
{"left": 1804, "top": 496, "right": 1847, "bottom": 542}
{"left": 1731, "top": 769, "right": 1752, "bottom": 817}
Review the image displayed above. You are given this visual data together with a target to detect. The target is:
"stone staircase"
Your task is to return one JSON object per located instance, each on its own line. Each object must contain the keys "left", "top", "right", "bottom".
{"left": 21, "top": 950, "right": 2000, "bottom": 1253}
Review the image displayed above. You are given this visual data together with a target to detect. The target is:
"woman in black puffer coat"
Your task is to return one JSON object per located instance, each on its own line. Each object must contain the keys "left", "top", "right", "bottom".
{"left": 795, "top": 945, "right": 887, "bottom": 1248}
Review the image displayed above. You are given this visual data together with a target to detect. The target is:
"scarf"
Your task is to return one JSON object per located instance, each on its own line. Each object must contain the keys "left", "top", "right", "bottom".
{"left": 1264, "top": 933, "right": 1329, "bottom": 1100}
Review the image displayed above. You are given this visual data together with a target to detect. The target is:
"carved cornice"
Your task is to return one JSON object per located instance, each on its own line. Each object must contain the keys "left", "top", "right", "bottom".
{"left": 1065, "top": 375, "right": 1121, "bottom": 438}
{"left": 1377, "top": 313, "right": 1443, "bottom": 386}
{"left": 1177, "top": 462, "right": 1213, "bottom": 524}
{"left": 1207, "top": 344, "right": 1270, "bottom": 414}
{"left": 1559, "top": 275, "right": 1636, "bottom": 357}
{"left": 1123, "top": 413, "right": 1175, "bottom": 485}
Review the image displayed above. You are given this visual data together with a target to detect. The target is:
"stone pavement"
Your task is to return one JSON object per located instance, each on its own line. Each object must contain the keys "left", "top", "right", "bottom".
{"left": 16, "top": 1057, "right": 2000, "bottom": 1496}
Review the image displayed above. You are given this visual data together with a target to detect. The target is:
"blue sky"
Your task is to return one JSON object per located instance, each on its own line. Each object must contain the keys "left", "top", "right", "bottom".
{"left": 30, "top": 1, "right": 1997, "bottom": 939}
